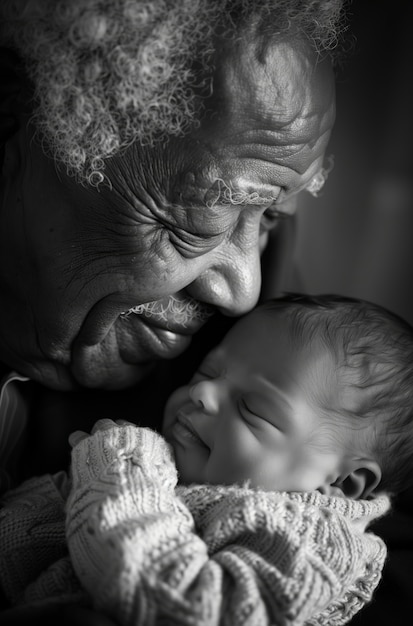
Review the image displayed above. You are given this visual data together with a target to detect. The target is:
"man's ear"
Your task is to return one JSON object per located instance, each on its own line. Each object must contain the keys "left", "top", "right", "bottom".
{"left": 333, "top": 461, "right": 382, "bottom": 499}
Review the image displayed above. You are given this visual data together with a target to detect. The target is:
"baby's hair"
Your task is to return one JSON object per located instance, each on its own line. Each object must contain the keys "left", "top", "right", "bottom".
{"left": 259, "top": 293, "right": 413, "bottom": 495}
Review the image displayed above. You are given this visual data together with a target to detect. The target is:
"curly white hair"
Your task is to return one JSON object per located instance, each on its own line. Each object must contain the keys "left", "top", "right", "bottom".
{"left": 0, "top": 0, "right": 346, "bottom": 184}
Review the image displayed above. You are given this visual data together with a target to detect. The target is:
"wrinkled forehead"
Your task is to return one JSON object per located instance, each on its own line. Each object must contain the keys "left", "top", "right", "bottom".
{"left": 217, "top": 31, "right": 333, "bottom": 117}
{"left": 169, "top": 31, "right": 336, "bottom": 207}
{"left": 202, "top": 32, "right": 335, "bottom": 164}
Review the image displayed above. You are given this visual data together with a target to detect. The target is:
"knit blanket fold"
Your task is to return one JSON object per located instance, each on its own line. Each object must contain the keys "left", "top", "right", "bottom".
{"left": 66, "top": 425, "right": 389, "bottom": 626}
{"left": 0, "top": 425, "right": 390, "bottom": 625}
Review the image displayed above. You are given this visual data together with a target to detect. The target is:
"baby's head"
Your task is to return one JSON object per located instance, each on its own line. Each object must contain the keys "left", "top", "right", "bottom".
{"left": 163, "top": 294, "right": 413, "bottom": 498}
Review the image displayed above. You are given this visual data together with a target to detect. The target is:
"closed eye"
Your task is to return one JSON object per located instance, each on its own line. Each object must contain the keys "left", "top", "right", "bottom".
{"left": 168, "top": 227, "right": 225, "bottom": 258}
{"left": 239, "top": 398, "right": 265, "bottom": 423}
{"left": 194, "top": 370, "right": 213, "bottom": 380}
{"left": 239, "top": 398, "right": 281, "bottom": 431}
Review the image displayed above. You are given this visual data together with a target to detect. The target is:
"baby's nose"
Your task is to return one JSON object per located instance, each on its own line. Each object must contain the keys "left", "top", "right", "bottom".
{"left": 189, "top": 380, "right": 220, "bottom": 414}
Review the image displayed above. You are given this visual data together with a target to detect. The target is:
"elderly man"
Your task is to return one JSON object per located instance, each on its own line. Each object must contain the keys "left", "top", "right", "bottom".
{"left": 0, "top": 0, "right": 342, "bottom": 392}
{"left": 0, "top": 1, "right": 344, "bottom": 621}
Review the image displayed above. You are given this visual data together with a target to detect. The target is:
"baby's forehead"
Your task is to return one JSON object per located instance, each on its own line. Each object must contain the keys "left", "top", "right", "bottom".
{"left": 244, "top": 306, "right": 324, "bottom": 351}
{"left": 224, "top": 307, "right": 334, "bottom": 377}
{"left": 255, "top": 305, "right": 353, "bottom": 358}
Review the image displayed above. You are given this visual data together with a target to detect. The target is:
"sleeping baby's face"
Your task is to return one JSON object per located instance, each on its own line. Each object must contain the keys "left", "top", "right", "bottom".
{"left": 162, "top": 308, "right": 348, "bottom": 492}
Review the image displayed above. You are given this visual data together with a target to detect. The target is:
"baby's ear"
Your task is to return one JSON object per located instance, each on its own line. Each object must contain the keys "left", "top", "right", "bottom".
{"left": 333, "top": 461, "right": 382, "bottom": 499}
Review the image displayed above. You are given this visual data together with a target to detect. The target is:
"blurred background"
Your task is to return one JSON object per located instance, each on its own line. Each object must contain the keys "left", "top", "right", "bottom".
{"left": 265, "top": 0, "right": 413, "bottom": 326}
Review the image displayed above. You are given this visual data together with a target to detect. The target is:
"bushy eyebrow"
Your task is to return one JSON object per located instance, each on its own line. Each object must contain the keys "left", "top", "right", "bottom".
{"left": 205, "top": 178, "right": 279, "bottom": 209}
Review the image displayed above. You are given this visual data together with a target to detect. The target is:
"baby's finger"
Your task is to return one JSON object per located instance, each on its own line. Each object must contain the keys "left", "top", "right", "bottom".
{"left": 91, "top": 419, "right": 118, "bottom": 434}
{"left": 115, "top": 419, "right": 136, "bottom": 427}
{"left": 68, "top": 430, "right": 88, "bottom": 448}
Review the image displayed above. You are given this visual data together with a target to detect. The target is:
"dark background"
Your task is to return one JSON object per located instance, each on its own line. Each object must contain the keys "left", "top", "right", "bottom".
{"left": 274, "top": 0, "right": 413, "bottom": 326}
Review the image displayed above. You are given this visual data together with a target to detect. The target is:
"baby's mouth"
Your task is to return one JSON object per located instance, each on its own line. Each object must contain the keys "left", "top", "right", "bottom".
{"left": 172, "top": 411, "right": 209, "bottom": 450}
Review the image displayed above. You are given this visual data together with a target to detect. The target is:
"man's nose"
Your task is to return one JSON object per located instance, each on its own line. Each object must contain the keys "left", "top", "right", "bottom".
{"left": 189, "top": 380, "right": 220, "bottom": 414}
{"left": 186, "top": 237, "right": 262, "bottom": 316}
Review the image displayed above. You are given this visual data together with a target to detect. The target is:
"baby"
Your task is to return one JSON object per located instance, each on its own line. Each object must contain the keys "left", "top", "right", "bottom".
{"left": 161, "top": 292, "right": 413, "bottom": 497}
{"left": 2, "top": 294, "right": 413, "bottom": 626}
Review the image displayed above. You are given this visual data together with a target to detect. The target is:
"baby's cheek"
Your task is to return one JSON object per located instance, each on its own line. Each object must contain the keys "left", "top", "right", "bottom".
{"left": 205, "top": 450, "right": 250, "bottom": 486}
{"left": 162, "top": 385, "right": 190, "bottom": 433}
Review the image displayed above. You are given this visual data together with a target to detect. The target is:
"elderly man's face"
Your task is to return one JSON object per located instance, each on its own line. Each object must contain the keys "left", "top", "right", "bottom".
{"left": 1, "top": 37, "right": 335, "bottom": 389}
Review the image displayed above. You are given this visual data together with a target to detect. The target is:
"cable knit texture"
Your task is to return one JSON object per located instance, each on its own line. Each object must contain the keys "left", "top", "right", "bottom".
{"left": 0, "top": 471, "right": 85, "bottom": 609}
{"left": 1, "top": 425, "right": 389, "bottom": 625}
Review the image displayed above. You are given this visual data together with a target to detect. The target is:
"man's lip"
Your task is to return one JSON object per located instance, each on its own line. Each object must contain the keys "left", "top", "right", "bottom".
{"left": 71, "top": 323, "right": 192, "bottom": 388}
{"left": 135, "top": 324, "right": 192, "bottom": 358}
{"left": 71, "top": 299, "right": 195, "bottom": 388}
{"left": 71, "top": 295, "right": 212, "bottom": 388}
{"left": 76, "top": 315, "right": 193, "bottom": 361}
{"left": 74, "top": 295, "right": 213, "bottom": 348}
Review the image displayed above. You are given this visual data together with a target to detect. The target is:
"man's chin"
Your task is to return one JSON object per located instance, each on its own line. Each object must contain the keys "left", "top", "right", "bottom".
{"left": 72, "top": 359, "right": 155, "bottom": 390}
{"left": 19, "top": 352, "right": 154, "bottom": 391}
{"left": 22, "top": 361, "right": 79, "bottom": 391}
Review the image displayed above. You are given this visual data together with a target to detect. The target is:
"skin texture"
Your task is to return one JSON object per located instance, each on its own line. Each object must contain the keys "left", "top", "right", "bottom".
{"left": 0, "top": 35, "right": 335, "bottom": 390}
{"left": 163, "top": 308, "right": 381, "bottom": 497}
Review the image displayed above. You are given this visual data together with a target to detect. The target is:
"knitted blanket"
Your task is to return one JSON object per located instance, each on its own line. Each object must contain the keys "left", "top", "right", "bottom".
{"left": 0, "top": 425, "right": 390, "bottom": 625}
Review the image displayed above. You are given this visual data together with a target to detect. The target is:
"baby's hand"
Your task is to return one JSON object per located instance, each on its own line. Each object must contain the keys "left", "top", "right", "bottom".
{"left": 69, "top": 418, "right": 134, "bottom": 448}
{"left": 68, "top": 420, "right": 178, "bottom": 492}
